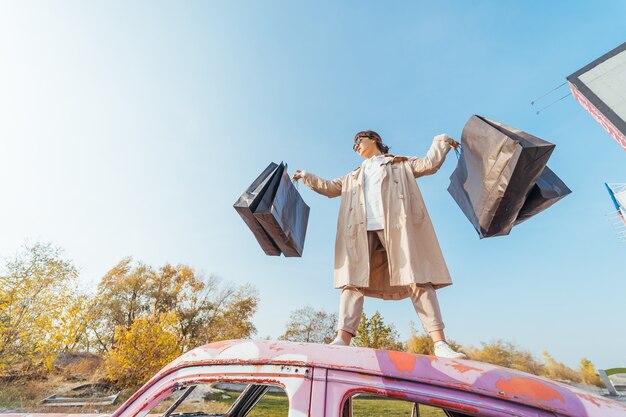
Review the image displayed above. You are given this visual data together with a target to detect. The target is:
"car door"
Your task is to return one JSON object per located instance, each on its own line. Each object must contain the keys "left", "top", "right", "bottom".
{"left": 321, "top": 368, "right": 557, "bottom": 417}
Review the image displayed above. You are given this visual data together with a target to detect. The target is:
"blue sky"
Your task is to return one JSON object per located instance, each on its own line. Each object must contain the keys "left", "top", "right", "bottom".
{"left": 0, "top": 1, "right": 625, "bottom": 369}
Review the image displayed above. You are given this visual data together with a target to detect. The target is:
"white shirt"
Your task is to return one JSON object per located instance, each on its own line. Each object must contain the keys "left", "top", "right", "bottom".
{"left": 361, "top": 154, "right": 385, "bottom": 230}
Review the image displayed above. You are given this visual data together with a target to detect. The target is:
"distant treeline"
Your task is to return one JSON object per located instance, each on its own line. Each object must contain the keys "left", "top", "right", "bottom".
{"left": 0, "top": 242, "right": 603, "bottom": 389}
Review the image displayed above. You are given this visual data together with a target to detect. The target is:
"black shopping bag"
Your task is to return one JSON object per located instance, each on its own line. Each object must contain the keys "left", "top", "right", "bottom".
{"left": 514, "top": 166, "right": 572, "bottom": 226}
{"left": 253, "top": 162, "right": 310, "bottom": 257}
{"left": 234, "top": 162, "right": 283, "bottom": 256}
{"left": 448, "top": 115, "right": 567, "bottom": 238}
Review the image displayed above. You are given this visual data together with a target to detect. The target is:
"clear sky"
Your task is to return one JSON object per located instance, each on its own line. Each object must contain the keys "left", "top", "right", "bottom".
{"left": 1, "top": 1, "right": 625, "bottom": 370}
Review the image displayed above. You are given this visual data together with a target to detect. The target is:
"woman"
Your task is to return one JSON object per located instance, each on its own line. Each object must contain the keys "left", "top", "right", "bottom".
{"left": 293, "top": 130, "right": 465, "bottom": 358}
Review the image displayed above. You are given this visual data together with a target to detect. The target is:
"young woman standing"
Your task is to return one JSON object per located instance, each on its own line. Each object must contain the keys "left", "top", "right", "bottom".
{"left": 294, "top": 130, "right": 465, "bottom": 358}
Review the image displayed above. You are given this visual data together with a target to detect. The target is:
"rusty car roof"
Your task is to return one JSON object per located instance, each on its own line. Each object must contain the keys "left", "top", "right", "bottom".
{"left": 136, "top": 339, "right": 626, "bottom": 417}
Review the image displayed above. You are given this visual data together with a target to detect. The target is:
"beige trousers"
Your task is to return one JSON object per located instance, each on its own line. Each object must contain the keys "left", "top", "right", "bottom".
{"left": 338, "top": 230, "right": 445, "bottom": 336}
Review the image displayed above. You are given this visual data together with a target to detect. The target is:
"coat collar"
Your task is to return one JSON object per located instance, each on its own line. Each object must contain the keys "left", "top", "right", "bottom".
{"left": 381, "top": 154, "right": 409, "bottom": 165}
{"left": 350, "top": 154, "right": 407, "bottom": 176}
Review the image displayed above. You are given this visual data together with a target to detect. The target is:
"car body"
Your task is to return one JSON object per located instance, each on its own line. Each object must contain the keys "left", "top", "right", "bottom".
{"left": 6, "top": 339, "right": 626, "bottom": 417}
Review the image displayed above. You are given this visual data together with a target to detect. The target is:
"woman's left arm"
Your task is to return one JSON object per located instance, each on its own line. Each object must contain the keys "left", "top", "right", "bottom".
{"left": 408, "top": 134, "right": 459, "bottom": 178}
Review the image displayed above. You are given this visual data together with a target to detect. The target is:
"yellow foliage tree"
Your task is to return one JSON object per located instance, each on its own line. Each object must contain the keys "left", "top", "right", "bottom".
{"left": 464, "top": 340, "right": 604, "bottom": 386}
{"left": 187, "top": 284, "right": 258, "bottom": 347}
{"left": 541, "top": 351, "right": 581, "bottom": 383}
{"left": 467, "top": 340, "right": 543, "bottom": 376}
{"left": 92, "top": 259, "right": 259, "bottom": 388}
{"left": 406, "top": 323, "right": 463, "bottom": 356}
{"left": 354, "top": 311, "right": 404, "bottom": 351}
{"left": 105, "top": 312, "right": 180, "bottom": 388}
{"left": 407, "top": 333, "right": 433, "bottom": 355}
{"left": 91, "top": 259, "right": 259, "bottom": 353}
{"left": 579, "top": 357, "right": 603, "bottom": 387}
{"left": 0, "top": 243, "right": 82, "bottom": 375}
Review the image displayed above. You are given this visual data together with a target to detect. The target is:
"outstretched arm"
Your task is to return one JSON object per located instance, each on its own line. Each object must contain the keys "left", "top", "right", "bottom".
{"left": 408, "top": 134, "right": 459, "bottom": 178}
{"left": 293, "top": 170, "right": 342, "bottom": 198}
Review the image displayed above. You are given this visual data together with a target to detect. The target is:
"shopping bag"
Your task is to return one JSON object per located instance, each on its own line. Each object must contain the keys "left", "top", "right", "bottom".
{"left": 253, "top": 162, "right": 310, "bottom": 257}
{"left": 448, "top": 115, "right": 559, "bottom": 238}
{"left": 514, "top": 166, "right": 572, "bottom": 225}
{"left": 233, "top": 162, "right": 283, "bottom": 256}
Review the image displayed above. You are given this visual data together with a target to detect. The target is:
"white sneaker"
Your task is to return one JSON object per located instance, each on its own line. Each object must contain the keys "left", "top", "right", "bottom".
{"left": 329, "top": 337, "right": 347, "bottom": 346}
{"left": 434, "top": 341, "right": 466, "bottom": 359}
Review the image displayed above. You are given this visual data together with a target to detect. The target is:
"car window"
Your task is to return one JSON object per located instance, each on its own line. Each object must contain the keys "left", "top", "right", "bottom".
{"left": 246, "top": 386, "right": 289, "bottom": 417}
{"left": 346, "top": 393, "right": 447, "bottom": 417}
{"left": 148, "top": 382, "right": 288, "bottom": 417}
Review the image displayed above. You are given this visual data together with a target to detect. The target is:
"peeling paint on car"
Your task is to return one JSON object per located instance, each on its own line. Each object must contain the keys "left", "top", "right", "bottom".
{"left": 496, "top": 376, "right": 565, "bottom": 403}
{"left": 428, "top": 398, "right": 480, "bottom": 414}
{"left": 32, "top": 339, "right": 623, "bottom": 417}
{"left": 387, "top": 350, "right": 417, "bottom": 372}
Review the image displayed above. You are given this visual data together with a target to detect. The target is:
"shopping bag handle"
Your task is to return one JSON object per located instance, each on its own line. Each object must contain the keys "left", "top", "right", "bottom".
{"left": 284, "top": 165, "right": 299, "bottom": 190}
{"left": 454, "top": 143, "right": 462, "bottom": 159}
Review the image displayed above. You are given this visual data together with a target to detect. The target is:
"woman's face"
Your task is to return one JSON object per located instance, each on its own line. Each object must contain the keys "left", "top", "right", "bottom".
{"left": 354, "top": 136, "right": 380, "bottom": 158}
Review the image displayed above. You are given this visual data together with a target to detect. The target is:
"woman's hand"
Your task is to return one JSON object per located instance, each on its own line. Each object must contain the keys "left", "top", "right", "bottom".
{"left": 292, "top": 169, "right": 305, "bottom": 182}
{"left": 435, "top": 134, "right": 460, "bottom": 149}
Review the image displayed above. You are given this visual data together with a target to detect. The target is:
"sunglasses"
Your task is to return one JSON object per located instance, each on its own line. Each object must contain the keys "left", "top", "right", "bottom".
{"left": 353, "top": 136, "right": 371, "bottom": 151}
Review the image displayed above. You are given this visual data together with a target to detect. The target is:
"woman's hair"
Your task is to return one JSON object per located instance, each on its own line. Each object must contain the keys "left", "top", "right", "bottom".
{"left": 354, "top": 130, "right": 390, "bottom": 154}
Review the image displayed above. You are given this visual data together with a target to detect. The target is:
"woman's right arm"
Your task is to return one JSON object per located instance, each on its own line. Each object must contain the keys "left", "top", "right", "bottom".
{"left": 293, "top": 170, "right": 342, "bottom": 198}
{"left": 408, "top": 134, "right": 459, "bottom": 178}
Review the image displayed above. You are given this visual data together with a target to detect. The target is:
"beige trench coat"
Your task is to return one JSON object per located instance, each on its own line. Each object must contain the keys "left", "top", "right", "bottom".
{"left": 302, "top": 135, "right": 454, "bottom": 300}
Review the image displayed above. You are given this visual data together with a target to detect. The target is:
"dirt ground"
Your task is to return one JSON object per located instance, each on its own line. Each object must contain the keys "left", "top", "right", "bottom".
{"left": 0, "top": 353, "right": 132, "bottom": 414}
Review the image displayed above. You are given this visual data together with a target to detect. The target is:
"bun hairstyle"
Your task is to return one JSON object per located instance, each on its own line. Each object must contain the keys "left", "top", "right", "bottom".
{"left": 354, "top": 130, "right": 390, "bottom": 154}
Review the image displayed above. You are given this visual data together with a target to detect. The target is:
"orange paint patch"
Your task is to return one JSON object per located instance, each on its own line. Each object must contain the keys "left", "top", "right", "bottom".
{"left": 496, "top": 377, "right": 564, "bottom": 403}
{"left": 448, "top": 362, "right": 483, "bottom": 374}
{"left": 387, "top": 350, "right": 416, "bottom": 372}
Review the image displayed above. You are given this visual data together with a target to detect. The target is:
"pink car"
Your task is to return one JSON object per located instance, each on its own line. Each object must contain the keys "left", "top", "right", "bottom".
{"left": 12, "top": 339, "right": 626, "bottom": 417}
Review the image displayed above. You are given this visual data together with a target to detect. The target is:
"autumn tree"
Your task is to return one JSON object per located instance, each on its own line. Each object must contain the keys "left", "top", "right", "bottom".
{"left": 89, "top": 258, "right": 259, "bottom": 353}
{"left": 0, "top": 243, "right": 85, "bottom": 375}
{"left": 96, "top": 259, "right": 259, "bottom": 387}
{"left": 406, "top": 323, "right": 463, "bottom": 356}
{"left": 464, "top": 340, "right": 605, "bottom": 385}
{"left": 88, "top": 258, "right": 153, "bottom": 350}
{"left": 279, "top": 306, "right": 337, "bottom": 344}
{"left": 407, "top": 332, "right": 433, "bottom": 355}
{"left": 200, "top": 284, "right": 259, "bottom": 344}
{"left": 104, "top": 312, "right": 180, "bottom": 388}
{"left": 579, "top": 357, "right": 603, "bottom": 387}
{"left": 541, "top": 351, "right": 582, "bottom": 383}
{"left": 353, "top": 311, "right": 404, "bottom": 351}
{"left": 466, "top": 340, "right": 543, "bottom": 375}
